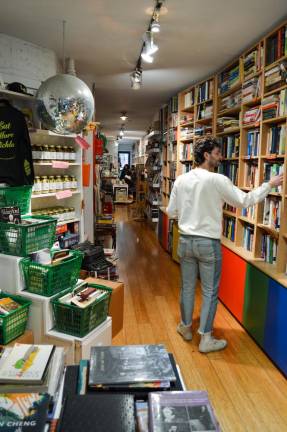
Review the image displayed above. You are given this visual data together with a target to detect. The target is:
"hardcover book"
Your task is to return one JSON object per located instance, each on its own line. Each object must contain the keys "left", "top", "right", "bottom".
{"left": 149, "top": 391, "right": 220, "bottom": 432}
{"left": 0, "top": 344, "right": 54, "bottom": 385}
{"left": 0, "top": 393, "right": 50, "bottom": 431}
{"left": 88, "top": 345, "right": 176, "bottom": 386}
{"left": 58, "top": 394, "right": 135, "bottom": 432}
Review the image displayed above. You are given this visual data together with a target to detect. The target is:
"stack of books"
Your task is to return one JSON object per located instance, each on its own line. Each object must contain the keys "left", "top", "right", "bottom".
{"left": 88, "top": 345, "right": 177, "bottom": 392}
{"left": 220, "top": 90, "right": 241, "bottom": 110}
{"left": 184, "top": 91, "right": 194, "bottom": 109}
{"left": 264, "top": 65, "right": 283, "bottom": 91}
{"left": 264, "top": 162, "right": 284, "bottom": 192}
{"left": 223, "top": 216, "right": 235, "bottom": 241}
{"left": 194, "top": 125, "right": 212, "bottom": 136}
{"left": 197, "top": 104, "right": 213, "bottom": 120}
{"left": 180, "top": 127, "right": 194, "bottom": 140}
{"left": 243, "top": 106, "right": 261, "bottom": 125}
{"left": 243, "top": 47, "right": 263, "bottom": 79}
{"left": 261, "top": 235, "right": 278, "bottom": 264}
{"left": 266, "top": 125, "right": 286, "bottom": 154}
{"left": 0, "top": 343, "right": 65, "bottom": 431}
{"left": 266, "top": 25, "right": 287, "bottom": 65}
{"left": 197, "top": 80, "right": 213, "bottom": 103}
{"left": 242, "top": 77, "right": 261, "bottom": 103}
{"left": 242, "top": 205, "right": 256, "bottom": 220}
{"left": 261, "top": 95, "right": 280, "bottom": 120}
{"left": 219, "top": 64, "right": 240, "bottom": 94}
{"left": 263, "top": 197, "right": 281, "bottom": 230}
{"left": 220, "top": 134, "right": 240, "bottom": 158}
{"left": 243, "top": 224, "right": 254, "bottom": 252}
{"left": 244, "top": 162, "right": 259, "bottom": 188}
{"left": 246, "top": 129, "right": 260, "bottom": 157}
{"left": 217, "top": 117, "right": 240, "bottom": 132}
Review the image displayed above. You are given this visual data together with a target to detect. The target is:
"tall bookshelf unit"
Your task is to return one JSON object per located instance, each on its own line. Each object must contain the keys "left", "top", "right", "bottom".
{"left": 157, "top": 19, "right": 287, "bottom": 376}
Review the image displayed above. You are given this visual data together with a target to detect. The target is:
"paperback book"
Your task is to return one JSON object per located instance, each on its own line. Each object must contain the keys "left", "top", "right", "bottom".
{"left": 0, "top": 344, "right": 54, "bottom": 385}
{"left": 0, "top": 207, "right": 21, "bottom": 224}
{"left": 148, "top": 391, "right": 220, "bottom": 432}
{"left": 88, "top": 345, "right": 176, "bottom": 387}
{"left": 0, "top": 393, "right": 50, "bottom": 431}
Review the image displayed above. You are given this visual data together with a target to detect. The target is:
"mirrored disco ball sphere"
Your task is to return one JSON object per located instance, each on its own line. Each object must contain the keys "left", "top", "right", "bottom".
{"left": 36, "top": 74, "right": 94, "bottom": 134}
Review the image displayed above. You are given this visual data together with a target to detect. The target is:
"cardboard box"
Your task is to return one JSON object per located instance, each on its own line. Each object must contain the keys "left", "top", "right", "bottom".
{"left": 85, "top": 277, "right": 124, "bottom": 338}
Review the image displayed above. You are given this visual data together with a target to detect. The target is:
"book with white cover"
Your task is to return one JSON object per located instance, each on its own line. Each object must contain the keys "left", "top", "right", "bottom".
{"left": 0, "top": 344, "right": 54, "bottom": 384}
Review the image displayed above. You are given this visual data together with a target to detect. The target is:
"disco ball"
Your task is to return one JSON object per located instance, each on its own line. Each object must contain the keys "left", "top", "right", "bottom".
{"left": 36, "top": 74, "right": 94, "bottom": 135}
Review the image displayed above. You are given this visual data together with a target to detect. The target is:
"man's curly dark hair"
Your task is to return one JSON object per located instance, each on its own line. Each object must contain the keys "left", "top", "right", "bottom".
{"left": 193, "top": 136, "right": 221, "bottom": 166}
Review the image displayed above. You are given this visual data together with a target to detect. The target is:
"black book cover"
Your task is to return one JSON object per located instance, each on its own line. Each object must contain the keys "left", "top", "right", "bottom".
{"left": 88, "top": 345, "right": 176, "bottom": 386}
{"left": 0, "top": 393, "right": 50, "bottom": 431}
{"left": 57, "top": 393, "right": 135, "bottom": 432}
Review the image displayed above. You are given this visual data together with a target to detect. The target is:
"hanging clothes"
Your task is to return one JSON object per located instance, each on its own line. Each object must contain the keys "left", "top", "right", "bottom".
{"left": 0, "top": 99, "right": 34, "bottom": 186}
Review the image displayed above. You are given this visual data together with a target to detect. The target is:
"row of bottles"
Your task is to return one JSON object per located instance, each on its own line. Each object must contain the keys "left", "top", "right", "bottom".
{"left": 32, "top": 145, "right": 76, "bottom": 162}
{"left": 33, "top": 175, "right": 78, "bottom": 194}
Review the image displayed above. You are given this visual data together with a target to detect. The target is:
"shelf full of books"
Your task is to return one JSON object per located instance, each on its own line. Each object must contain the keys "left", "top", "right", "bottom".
{"left": 145, "top": 132, "right": 162, "bottom": 222}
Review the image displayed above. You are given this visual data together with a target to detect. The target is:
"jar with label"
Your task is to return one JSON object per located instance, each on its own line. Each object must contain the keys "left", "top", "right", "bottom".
{"left": 42, "top": 145, "right": 50, "bottom": 161}
{"left": 63, "top": 175, "right": 70, "bottom": 190}
{"left": 69, "top": 146, "right": 76, "bottom": 161}
{"left": 41, "top": 176, "right": 50, "bottom": 194}
{"left": 62, "top": 146, "right": 68, "bottom": 160}
{"left": 69, "top": 207, "right": 76, "bottom": 219}
{"left": 50, "top": 145, "right": 57, "bottom": 160}
{"left": 49, "top": 176, "right": 56, "bottom": 193}
{"left": 56, "top": 145, "right": 63, "bottom": 160}
{"left": 55, "top": 176, "right": 63, "bottom": 191}
{"left": 32, "top": 146, "right": 38, "bottom": 161}
{"left": 70, "top": 176, "right": 77, "bottom": 189}
{"left": 33, "top": 176, "right": 42, "bottom": 194}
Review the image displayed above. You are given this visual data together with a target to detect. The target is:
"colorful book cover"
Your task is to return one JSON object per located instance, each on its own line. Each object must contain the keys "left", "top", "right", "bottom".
{"left": 0, "top": 207, "right": 21, "bottom": 225}
{"left": 0, "top": 298, "right": 21, "bottom": 315}
{"left": 0, "top": 344, "right": 54, "bottom": 384}
{"left": 0, "top": 393, "right": 50, "bottom": 431}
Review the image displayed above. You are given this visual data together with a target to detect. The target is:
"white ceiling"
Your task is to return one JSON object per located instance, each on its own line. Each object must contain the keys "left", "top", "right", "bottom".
{"left": 0, "top": 0, "right": 287, "bottom": 137}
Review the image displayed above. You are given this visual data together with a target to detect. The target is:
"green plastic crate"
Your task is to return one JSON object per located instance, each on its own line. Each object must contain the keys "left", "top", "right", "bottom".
{"left": 0, "top": 292, "right": 31, "bottom": 344}
{"left": 21, "top": 250, "right": 84, "bottom": 297}
{"left": 0, "top": 186, "right": 32, "bottom": 215}
{"left": 51, "top": 283, "right": 112, "bottom": 338}
{"left": 0, "top": 216, "right": 57, "bottom": 257}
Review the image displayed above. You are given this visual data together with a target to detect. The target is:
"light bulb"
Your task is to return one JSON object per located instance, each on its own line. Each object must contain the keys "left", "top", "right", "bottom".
{"left": 120, "top": 113, "right": 128, "bottom": 121}
{"left": 151, "top": 20, "right": 160, "bottom": 33}
{"left": 141, "top": 48, "right": 154, "bottom": 63}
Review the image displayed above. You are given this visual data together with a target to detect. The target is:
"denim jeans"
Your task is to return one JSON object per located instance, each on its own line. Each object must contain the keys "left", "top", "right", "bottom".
{"left": 177, "top": 235, "right": 222, "bottom": 334}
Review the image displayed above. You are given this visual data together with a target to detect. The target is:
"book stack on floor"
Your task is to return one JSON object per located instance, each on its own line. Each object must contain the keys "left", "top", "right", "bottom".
{"left": 57, "top": 344, "right": 221, "bottom": 432}
{"left": 0, "top": 343, "right": 65, "bottom": 431}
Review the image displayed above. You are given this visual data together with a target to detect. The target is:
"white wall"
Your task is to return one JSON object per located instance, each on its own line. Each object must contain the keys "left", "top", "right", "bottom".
{"left": 0, "top": 33, "right": 58, "bottom": 92}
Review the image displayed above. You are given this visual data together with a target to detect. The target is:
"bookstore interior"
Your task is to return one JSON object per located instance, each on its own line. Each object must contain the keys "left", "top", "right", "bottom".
{"left": 0, "top": 1, "right": 287, "bottom": 431}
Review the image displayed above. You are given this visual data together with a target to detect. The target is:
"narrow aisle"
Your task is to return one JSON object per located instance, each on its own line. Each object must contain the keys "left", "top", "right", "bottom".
{"left": 113, "top": 206, "right": 287, "bottom": 432}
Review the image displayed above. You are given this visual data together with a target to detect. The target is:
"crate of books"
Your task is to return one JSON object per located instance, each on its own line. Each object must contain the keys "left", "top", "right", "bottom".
{"left": 0, "top": 216, "right": 57, "bottom": 257}
{"left": 0, "top": 292, "right": 31, "bottom": 344}
{"left": 21, "top": 250, "right": 84, "bottom": 297}
{"left": 51, "top": 283, "right": 112, "bottom": 337}
{"left": 0, "top": 185, "right": 32, "bottom": 215}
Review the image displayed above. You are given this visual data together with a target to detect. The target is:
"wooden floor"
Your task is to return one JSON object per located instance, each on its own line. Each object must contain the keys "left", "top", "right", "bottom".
{"left": 112, "top": 206, "right": 287, "bottom": 432}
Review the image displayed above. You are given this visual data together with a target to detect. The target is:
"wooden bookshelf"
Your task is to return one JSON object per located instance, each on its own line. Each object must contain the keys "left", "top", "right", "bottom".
{"left": 159, "top": 18, "right": 287, "bottom": 286}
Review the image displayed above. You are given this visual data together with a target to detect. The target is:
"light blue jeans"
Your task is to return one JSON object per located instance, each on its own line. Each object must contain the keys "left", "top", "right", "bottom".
{"left": 177, "top": 235, "right": 222, "bottom": 334}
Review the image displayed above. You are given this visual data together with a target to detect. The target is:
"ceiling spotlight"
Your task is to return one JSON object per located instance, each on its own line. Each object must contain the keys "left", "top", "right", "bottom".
{"left": 151, "top": 19, "right": 160, "bottom": 33}
{"left": 120, "top": 112, "right": 128, "bottom": 121}
{"left": 114, "top": 140, "right": 119, "bottom": 147}
{"left": 141, "top": 48, "right": 154, "bottom": 63}
{"left": 143, "top": 31, "right": 158, "bottom": 55}
{"left": 119, "top": 130, "right": 124, "bottom": 138}
{"left": 131, "top": 68, "right": 142, "bottom": 89}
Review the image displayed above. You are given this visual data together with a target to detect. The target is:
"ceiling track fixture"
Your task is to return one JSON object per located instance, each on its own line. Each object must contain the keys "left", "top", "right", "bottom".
{"left": 120, "top": 112, "right": 128, "bottom": 121}
{"left": 130, "top": 0, "right": 165, "bottom": 90}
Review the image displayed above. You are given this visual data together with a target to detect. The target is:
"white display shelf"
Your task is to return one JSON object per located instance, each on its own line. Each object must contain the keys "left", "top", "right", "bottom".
{"left": 32, "top": 190, "right": 81, "bottom": 199}
{"left": 30, "top": 129, "right": 77, "bottom": 138}
{"left": 33, "top": 162, "right": 80, "bottom": 166}
{"left": 0, "top": 88, "right": 35, "bottom": 100}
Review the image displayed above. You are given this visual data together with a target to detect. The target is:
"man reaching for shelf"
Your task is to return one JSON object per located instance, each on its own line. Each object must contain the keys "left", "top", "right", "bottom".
{"left": 167, "top": 136, "right": 283, "bottom": 353}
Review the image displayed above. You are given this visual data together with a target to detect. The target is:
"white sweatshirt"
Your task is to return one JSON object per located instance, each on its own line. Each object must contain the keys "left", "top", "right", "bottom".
{"left": 166, "top": 167, "right": 271, "bottom": 239}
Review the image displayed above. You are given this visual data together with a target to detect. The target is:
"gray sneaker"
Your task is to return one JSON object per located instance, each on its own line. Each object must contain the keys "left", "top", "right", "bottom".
{"left": 177, "top": 323, "right": 192, "bottom": 341}
{"left": 199, "top": 335, "right": 227, "bottom": 353}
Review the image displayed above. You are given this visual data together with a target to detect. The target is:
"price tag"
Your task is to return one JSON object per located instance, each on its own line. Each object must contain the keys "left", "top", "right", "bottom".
{"left": 56, "top": 190, "right": 73, "bottom": 200}
{"left": 75, "top": 135, "right": 90, "bottom": 150}
{"left": 52, "top": 161, "right": 69, "bottom": 169}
